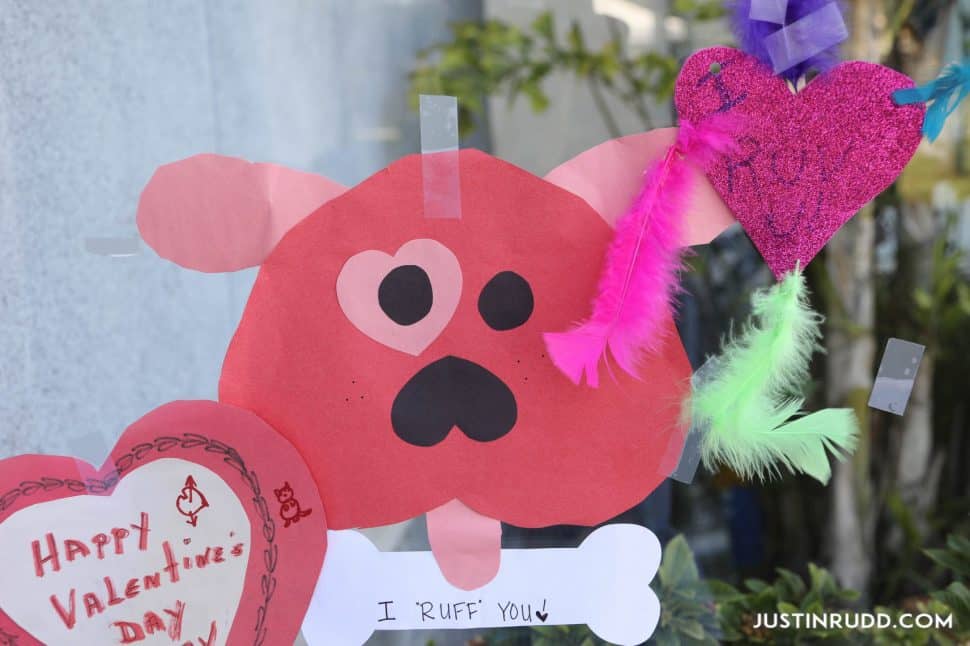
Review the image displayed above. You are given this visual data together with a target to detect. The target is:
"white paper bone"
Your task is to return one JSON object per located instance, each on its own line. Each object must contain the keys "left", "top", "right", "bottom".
{"left": 302, "top": 523, "right": 661, "bottom": 646}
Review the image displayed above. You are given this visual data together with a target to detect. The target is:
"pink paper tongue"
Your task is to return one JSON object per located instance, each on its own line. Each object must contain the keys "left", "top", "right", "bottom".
{"left": 427, "top": 499, "right": 502, "bottom": 590}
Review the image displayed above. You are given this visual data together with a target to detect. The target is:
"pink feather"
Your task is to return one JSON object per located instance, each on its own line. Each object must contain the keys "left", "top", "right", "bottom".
{"left": 544, "top": 116, "right": 739, "bottom": 387}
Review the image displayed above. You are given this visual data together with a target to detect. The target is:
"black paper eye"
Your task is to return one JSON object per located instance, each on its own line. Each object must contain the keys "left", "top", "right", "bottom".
{"left": 379, "top": 265, "right": 434, "bottom": 326}
{"left": 478, "top": 271, "right": 534, "bottom": 331}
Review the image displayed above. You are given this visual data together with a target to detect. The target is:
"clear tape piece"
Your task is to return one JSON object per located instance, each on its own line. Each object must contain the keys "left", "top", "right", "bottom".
{"left": 669, "top": 356, "right": 721, "bottom": 484}
{"left": 868, "top": 337, "right": 925, "bottom": 416}
{"left": 762, "top": 2, "right": 848, "bottom": 74}
{"left": 84, "top": 237, "right": 140, "bottom": 256}
{"left": 668, "top": 420, "right": 707, "bottom": 484}
{"left": 419, "top": 94, "right": 461, "bottom": 219}
{"left": 419, "top": 94, "right": 459, "bottom": 154}
{"left": 750, "top": 0, "right": 788, "bottom": 25}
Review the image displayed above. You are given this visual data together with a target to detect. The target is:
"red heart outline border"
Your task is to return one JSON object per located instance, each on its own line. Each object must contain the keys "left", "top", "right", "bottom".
{"left": 0, "top": 400, "right": 326, "bottom": 646}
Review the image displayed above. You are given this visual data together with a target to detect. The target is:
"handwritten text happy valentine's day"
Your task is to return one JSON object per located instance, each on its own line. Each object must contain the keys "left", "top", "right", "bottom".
{"left": 28, "top": 511, "right": 245, "bottom": 644}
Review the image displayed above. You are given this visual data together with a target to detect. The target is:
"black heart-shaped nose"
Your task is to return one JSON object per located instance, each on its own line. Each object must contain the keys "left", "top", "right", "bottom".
{"left": 391, "top": 356, "right": 517, "bottom": 447}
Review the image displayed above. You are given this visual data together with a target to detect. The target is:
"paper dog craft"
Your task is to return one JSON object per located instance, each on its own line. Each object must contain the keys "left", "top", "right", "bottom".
{"left": 137, "top": 128, "right": 736, "bottom": 593}
{"left": 133, "top": 50, "right": 922, "bottom": 641}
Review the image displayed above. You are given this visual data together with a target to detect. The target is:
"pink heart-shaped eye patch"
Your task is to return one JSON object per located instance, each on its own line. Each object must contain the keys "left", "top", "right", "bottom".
{"left": 336, "top": 238, "right": 461, "bottom": 355}
{"left": 675, "top": 47, "right": 925, "bottom": 277}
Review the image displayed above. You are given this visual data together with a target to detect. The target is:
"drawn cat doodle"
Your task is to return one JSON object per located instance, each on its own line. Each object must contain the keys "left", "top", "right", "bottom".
{"left": 275, "top": 482, "right": 312, "bottom": 529}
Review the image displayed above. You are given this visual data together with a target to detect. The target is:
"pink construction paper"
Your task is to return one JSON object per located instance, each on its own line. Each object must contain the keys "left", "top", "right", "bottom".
{"left": 336, "top": 239, "right": 462, "bottom": 356}
{"left": 426, "top": 499, "right": 502, "bottom": 591}
{"left": 137, "top": 154, "right": 347, "bottom": 272}
{"left": 544, "top": 127, "right": 737, "bottom": 246}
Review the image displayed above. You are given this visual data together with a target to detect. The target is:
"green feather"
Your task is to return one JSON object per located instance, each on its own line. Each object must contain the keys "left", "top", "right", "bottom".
{"left": 691, "top": 270, "right": 858, "bottom": 484}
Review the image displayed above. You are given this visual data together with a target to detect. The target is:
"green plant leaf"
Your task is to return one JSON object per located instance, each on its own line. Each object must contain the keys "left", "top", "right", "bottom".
{"left": 567, "top": 21, "right": 585, "bottom": 52}
{"left": 532, "top": 11, "right": 555, "bottom": 42}
{"left": 678, "top": 619, "right": 706, "bottom": 640}
{"left": 931, "top": 581, "right": 970, "bottom": 622}
{"left": 522, "top": 83, "right": 549, "bottom": 112}
{"left": 776, "top": 568, "right": 807, "bottom": 601}
{"left": 654, "top": 629, "right": 680, "bottom": 646}
{"left": 777, "top": 601, "right": 800, "bottom": 614}
{"left": 706, "top": 579, "right": 744, "bottom": 602}
{"left": 913, "top": 287, "right": 933, "bottom": 311}
{"left": 744, "top": 578, "right": 769, "bottom": 593}
{"left": 947, "top": 534, "right": 970, "bottom": 558}
{"left": 926, "top": 548, "right": 970, "bottom": 579}
{"left": 807, "top": 562, "right": 839, "bottom": 599}
{"left": 660, "top": 535, "right": 701, "bottom": 588}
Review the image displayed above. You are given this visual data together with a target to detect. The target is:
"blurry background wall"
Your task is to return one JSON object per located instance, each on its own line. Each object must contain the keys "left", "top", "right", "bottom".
{"left": 0, "top": 0, "right": 483, "bottom": 466}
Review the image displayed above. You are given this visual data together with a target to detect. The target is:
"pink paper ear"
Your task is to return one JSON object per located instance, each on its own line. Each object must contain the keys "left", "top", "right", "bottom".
{"left": 137, "top": 154, "right": 347, "bottom": 272}
{"left": 545, "top": 127, "right": 736, "bottom": 246}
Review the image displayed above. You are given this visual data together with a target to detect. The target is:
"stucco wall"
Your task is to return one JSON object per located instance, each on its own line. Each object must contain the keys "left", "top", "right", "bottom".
{"left": 0, "top": 0, "right": 480, "bottom": 466}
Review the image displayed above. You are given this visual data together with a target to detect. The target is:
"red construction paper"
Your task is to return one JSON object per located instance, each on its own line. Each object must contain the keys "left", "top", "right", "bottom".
{"left": 219, "top": 149, "right": 692, "bottom": 532}
{"left": 0, "top": 400, "right": 326, "bottom": 645}
{"left": 138, "top": 154, "right": 347, "bottom": 272}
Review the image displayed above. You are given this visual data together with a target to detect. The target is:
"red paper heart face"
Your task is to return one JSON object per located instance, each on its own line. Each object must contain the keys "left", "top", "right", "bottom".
{"left": 0, "top": 401, "right": 325, "bottom": 646}
{"left": 675, "top": 47, "right": 924, "bottom": 277}
{"left": 219, "top": 149, "right": 691, "bottom": 532}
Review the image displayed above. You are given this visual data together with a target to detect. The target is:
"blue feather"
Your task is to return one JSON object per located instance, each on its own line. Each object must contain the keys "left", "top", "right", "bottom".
{"left": 894, "top": 60, "right": 970, "bottom": 142}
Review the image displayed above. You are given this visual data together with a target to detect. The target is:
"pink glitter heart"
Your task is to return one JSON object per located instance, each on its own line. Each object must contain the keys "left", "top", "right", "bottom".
{"left": 675, "top": 47, "right": 925, "bottom": 278}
